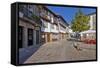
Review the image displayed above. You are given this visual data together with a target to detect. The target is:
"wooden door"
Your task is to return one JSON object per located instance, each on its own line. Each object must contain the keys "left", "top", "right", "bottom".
{"left": 47, "top": 33, "right": 50, "bottom": 42}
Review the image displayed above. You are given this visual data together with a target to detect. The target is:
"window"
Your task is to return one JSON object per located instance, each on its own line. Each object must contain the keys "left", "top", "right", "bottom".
{"left": 23, "top": 7, "right": 28, "bottom": 17}
{"left": 28, "top": 29, "right": 33, "bottom": 46}
{"left": 28, "top": 11, "right": 32, "bottom": 18}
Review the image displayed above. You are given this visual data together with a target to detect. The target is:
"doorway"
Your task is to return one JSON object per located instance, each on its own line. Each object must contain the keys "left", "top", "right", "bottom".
{"left": 28, "top": 28, "right": 33, "bottom": 46}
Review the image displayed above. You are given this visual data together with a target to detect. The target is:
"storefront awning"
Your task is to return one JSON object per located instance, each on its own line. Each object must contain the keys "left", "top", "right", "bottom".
{"left": 80, "top": 30, "right": 96, "bottom": 34}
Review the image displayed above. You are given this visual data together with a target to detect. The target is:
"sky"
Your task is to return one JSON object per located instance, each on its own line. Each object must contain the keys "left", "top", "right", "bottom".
{"left": 47, "top": 6, "right": 96, "bottom": 24}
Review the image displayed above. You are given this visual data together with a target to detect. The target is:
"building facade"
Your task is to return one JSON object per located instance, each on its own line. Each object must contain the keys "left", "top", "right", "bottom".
{"left": 88, "top": 13, "right": 96, "bottom": 30}
{"left": 39, "top": 6, "right": 69, "bottom": 43}
{"left": 18, "top": 5, "right": 42, "bottom": 49}
{"left": 57, "top": 16, "right": 69, "bottom": 40}
{"left": 18, "top": 5, "right": 69, "bottom": 49}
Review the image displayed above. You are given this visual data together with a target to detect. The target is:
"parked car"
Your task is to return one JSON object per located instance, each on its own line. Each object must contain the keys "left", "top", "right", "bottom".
{"left": 84, "top": 39, "right": 96, "bottom": 44}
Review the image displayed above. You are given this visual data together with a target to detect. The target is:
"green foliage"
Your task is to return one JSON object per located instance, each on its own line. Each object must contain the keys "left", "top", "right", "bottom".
{"left": 71, "top": 9, "right": 90, "bottom": 32}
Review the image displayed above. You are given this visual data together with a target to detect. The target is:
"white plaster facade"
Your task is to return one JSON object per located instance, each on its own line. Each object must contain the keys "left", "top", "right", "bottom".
{"left": 80, "top": 13, "right": 96, "bottom": 40}
{"left": 41, "top": 19, "right": 51, "bottom": 32}
{"left": 41, "top": 19, "right": 59, "bottom": 33}
{"left": 89, "top": 13, "right": 96, "bottom": 30}
{"left": 18, "top": 5, "right": 41, "bottom": 49}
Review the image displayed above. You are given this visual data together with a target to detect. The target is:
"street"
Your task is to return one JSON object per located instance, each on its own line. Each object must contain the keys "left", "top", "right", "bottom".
{"left": 19, "top": 39, "right": 96, "bottom": 64}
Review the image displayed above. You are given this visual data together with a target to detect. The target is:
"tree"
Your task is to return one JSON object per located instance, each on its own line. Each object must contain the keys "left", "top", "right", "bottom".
{"left": 71, "top": 9, "right": 90, "bottom": 32}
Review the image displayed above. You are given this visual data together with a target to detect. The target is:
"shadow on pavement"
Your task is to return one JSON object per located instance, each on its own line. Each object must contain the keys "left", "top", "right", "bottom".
{"left": 19, "top": 43, "right": 45, "bottom": 64}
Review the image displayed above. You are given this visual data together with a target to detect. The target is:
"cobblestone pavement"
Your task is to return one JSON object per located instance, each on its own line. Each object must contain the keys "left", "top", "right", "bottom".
{"left": 22, "top": 39, "right": 96, "bottom": 64}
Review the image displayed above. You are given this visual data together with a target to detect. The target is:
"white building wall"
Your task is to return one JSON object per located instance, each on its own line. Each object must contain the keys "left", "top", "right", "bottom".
{"left": 51, "top": 24, "right": 59, "bottom": 33}
{"left": 41, "top": 19, "right": 51, "bottom": 32}
{"left": 89, "top": 15, "right": 93, "bottom": 30}
{"left": 89, "top": 14, "right": 96, "bottom": 30}
{"left": 41, "top": 19, "right": 68, "bottom": 34}
{"left": 41, "top": 19, "right": 59, "bottom": 33}
{"left": 59, "top": 25, "right": 67, "bottom": 33}
{"left": 47, "top": 23, "right": 51, "bottom": 32}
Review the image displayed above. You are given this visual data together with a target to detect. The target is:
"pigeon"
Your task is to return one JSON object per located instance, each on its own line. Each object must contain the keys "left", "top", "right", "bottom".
{"left": 73, "top": 42, "right": 82, "bottom": 51}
